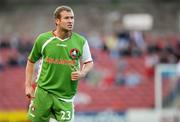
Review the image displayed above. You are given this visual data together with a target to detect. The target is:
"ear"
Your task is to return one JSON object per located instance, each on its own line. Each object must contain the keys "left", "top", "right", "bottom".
{"left": 55, "top": 18, "right": 60, "bottom": 25}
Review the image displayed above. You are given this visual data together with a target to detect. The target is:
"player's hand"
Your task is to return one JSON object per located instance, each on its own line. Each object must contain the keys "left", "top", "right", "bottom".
{"left": 25, "top": 85, "right": 35, "bottom": 99}
{"left": 71, "top": 71, "right": 85, "bottom": 81}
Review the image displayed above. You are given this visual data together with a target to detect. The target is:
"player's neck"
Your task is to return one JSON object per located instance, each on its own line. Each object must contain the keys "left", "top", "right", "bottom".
{"left": 53, "top": 29, "right": 72, "bottom": 39}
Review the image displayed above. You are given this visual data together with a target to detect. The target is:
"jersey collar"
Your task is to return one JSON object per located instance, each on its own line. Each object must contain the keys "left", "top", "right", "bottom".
{"left": 52, "top": 30, "right": 71, "bottom": 42}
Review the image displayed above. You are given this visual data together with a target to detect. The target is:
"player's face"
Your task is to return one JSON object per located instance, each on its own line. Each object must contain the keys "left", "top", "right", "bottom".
{"left": 56, "top": 11, "right": 74, "bottom": 31}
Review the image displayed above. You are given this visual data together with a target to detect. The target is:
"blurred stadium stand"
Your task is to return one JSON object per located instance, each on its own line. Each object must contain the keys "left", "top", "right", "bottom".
{"left": 0, "top": 1, "right": 180, "bottom": 121}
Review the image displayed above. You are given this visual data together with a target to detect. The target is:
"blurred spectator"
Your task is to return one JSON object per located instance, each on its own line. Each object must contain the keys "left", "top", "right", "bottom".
{"left": 87, "top": 31, "right": 103, "bottom": 49}
{"left": 103, "top": 33, "right": 119, "bottom": 58}
{"left": 115, "top": 69, "right": 126, "bottom": 85}
{"left": 116, "top": 67, "right": 142, "bottom": 86}
{"left": 7, "top": 49, "right": 19, "bottom": 67}
{"left": 177, "top": 60, "right": 180, "bottom": 78}
{"left": 130, "top": 30, "right": 146, "bottom": 56}
{"left": 10, "top": 34, "right": 20, "bottom": 49}
{"left": 17, "top": 37, "right": 33, "bottom": 66}
{"left": 102, "top": 73, "right": 116, "bottom": 87}
{"left": 173, "top": 41, "right": 180, "bottom": 61}
{"left": 115, "top": 59, "right": 127, "bottom": 85}
{"left": 177, "top": 60, "right": 180, "bottom": 100}
{"left": 17, "top": 38, "right": 33, "bottom": 54}
{"left": 130, "top": 42, "right": 143, "bottom": 57}
{"left": 0, "top": 36, "right": 10, "bottom": 48}
{"left": 117, "top": 59, "right": 127, "bottom": 70}
{"left": 85, "top": 68, "right": 103, "bottom": 86}
{"left": 0, "top": 54, "right": 4, "bottom": 71}
{"left": 125, "top": 70, "right": 142, "bottom": 86}
{"left": 7, "top": 56, "right": 18, "bottom": 66}
{"left": 145, "top": 53, "right": 159, "bottom": 78}
{"left": 159, "top": 48, "right": 177, "bottom": 64}
{"left": 17, "top": 54, "right": 27, "bottom": 66}
{"left": 158, "top": 39, "right": 177, "bottom": 63}
{"left": 117, "top": 31, "right": 131, "bottom": 57}
{"left": 147, "top": 43, "right": 160, "bottom": 54}
{"left": 130, "top": 30, "right": 146, "bottom": 52}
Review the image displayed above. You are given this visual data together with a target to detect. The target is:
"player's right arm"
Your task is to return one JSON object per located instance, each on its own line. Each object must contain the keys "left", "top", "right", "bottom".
{"left": 25, "top": 34, "right": 43, "bottom": 99}
{"left": 25, "top": 60, "right": 35, "bottom": 99}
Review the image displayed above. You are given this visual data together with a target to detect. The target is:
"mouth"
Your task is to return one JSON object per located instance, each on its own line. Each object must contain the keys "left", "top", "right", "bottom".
{"left": 68, "top": 25, "right": 72, "bottom": 28}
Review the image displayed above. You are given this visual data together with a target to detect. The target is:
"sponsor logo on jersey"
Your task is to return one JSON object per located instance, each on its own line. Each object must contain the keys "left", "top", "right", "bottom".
{"left": 45, "top": 57, "right": 76, "bottom": 65}
{"left": 56, "top": 43, "right": 67, "bottom": 47}
{"left": 70, "top": 48, "right": 80, "bottom": 60}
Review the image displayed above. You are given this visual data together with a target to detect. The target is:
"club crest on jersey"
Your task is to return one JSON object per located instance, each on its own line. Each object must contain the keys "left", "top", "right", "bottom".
{"left": 70, "top": 48, "right": 80, "bottom": 59}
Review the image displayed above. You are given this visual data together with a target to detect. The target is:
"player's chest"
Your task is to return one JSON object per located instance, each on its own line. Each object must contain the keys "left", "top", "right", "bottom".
{"left": 43, "top": 40, "right": 82, "bottom": 59}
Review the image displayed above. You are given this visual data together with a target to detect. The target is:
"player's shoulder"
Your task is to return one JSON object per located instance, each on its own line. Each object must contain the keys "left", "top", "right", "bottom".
{"left": 38, "top": 31, "right": 53, "bottom": 39}
{"left": 72, "top": 32, "right": 87, "bottom": 42}
{"left": 34, "top": 31, "right": 53, "bottom": 45}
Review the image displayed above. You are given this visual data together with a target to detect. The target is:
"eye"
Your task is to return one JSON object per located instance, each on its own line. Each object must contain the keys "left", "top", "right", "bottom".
{"left": 63, "top": 16, "right": 74, "bottom": 20}
{"left": 64, "top": 16, "right": 69, "bottom": 19}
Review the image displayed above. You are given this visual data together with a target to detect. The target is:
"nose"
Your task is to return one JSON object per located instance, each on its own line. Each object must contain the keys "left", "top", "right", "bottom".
{"left": 68, "top": 17, "right": 74, "bottom": 23}
{"left": 69, "top": 18, "right": 73, "bottom": 23}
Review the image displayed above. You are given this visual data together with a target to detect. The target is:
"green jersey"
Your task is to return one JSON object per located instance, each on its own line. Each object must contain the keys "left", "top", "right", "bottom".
{"left": 28, "top": 31, "right": 92, "bottom": 101}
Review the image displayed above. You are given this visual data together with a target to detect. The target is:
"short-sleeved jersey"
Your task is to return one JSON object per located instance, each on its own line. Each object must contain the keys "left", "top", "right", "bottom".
{"left": 28, "top": 31, "right": 92, "bottom": 101}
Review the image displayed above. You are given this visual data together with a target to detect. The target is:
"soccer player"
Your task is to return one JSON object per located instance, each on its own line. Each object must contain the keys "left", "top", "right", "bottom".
{"left": 25, "top": 5, "right": 93, "bottom": 122}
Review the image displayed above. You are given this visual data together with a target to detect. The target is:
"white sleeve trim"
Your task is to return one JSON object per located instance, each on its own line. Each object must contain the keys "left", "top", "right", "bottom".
{"left": 81, "top": 40, "right": 93, "bottom": 63}
{"left": 41, "top": 37, "right": 56, "bottom": 54}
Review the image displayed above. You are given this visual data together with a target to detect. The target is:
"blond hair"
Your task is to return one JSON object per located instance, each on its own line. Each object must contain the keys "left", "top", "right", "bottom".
{"left": 53, "top": 5, "right": 73, "bottom": 19}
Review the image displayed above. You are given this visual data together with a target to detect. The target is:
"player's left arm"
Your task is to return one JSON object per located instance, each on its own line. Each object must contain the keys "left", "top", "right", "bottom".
{"left": 71, "top": 40, "right": 93, "bottom": 81}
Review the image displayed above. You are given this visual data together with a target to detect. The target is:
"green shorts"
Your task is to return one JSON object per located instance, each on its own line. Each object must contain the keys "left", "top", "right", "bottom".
{"left": 28, "top": 87, "right": 74, "bottom": 122}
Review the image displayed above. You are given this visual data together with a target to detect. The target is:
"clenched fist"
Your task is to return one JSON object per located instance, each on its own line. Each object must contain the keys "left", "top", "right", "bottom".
{"left": 71, "top": 71, "right": 85, "bottom": 81}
